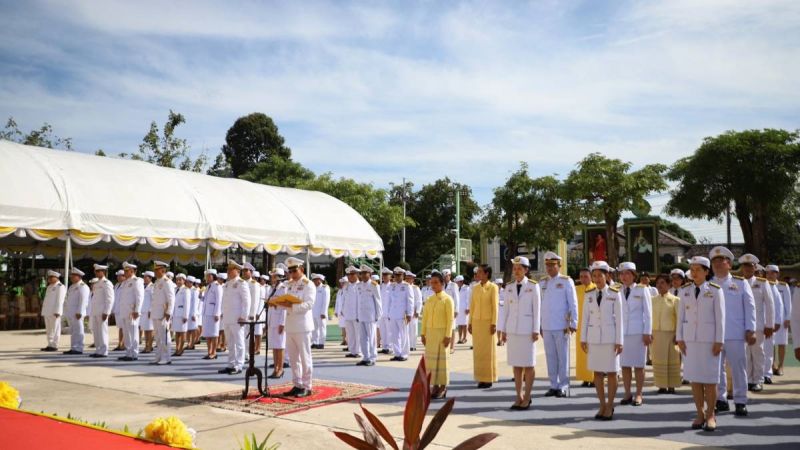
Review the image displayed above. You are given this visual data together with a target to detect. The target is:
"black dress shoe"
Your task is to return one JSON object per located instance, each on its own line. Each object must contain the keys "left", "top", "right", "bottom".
{"left": 380, "top": 348, "right": 391, "bottom": 354}
{"left": 364, "top": 361, "right": 375, "bottom": 366}
{"left": 345, "top": 353, "right": 358, "bottom": 358}
{"left": 747, "top": 383, "right": 755, "bottom": 391}
{"left": 283, "top": 362, "right": 290, "bottom": 368}
{"left": 218, "top": 367, "right": 233, "bottom": 374}
{"left": 544, "top": 389, "right": 557, "bottom": 397}
{"left": 764, "top": 377, "right": 773, "bottom": 385}
{"left": 397, "top": 357, "right": 408, "bottom": 361}
{"left": 555, "top": 390, "right": 567, "bottom": 398}
{"left": 268, "top": 363, "right": 275, "bottom": 368}
{"left": 715, "top": 400, "right": 730, "bottom": 412}
{"left": 284, "top": 387, "right": 301, "bottom": 397}
{"left": 410, "top": 347, "right": 416, "bottom": 351}
{"left": 620, "top": 397, "right": 633, "bottom": 405}
{"left": 657, "top": 388, "right": 668, "bottom": 394}
{"left": 726, "top": 393, "right": 734, "bottom": 400}
{"left": 356, "top": 361, "right": 368, "bottom": 366}
{"left": 229, "top": 369, "right": 242, "bottom": 375}
{"left": 667, "top": 388, "right": 676, "bottom": 394}
{"left": 295, "top": 389, "right": 312, "bottom": 398}
{"left": 63, "top": 350, "right": 83, "bottom": 355}
{"left": 268, "top": 372, "right": 283, "bottom": 379}
{"left": 202, "top": 355, "right": 212, "bottom": 360}
{"left": 751, "top": 383, "right": 763, "bottom": 392}
{"left": 587, "top": 382, "right": 595, "bottom": 388}
{"left": 40, "top": 347, "right": 50, "bottom": 351}
{"left": 117, "top": 356, "right": 133, "bottom": 361}
{"left": 477, "top": 382, "right": 492, "bottom": 389}
{"left": 682, "top": 379, "right": 690, "bottom": 385}
{"left": 734, "top": 404, "right": 748, "bottom": 416}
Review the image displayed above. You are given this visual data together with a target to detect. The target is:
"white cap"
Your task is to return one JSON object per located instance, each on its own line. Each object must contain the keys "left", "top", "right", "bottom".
{"left": 270, "top": 268, "right": 285, "bottom": 277}
{"left": 277, "top": 262, "right": 287, "bottom": 271}
{"left": 93, "top": 263, "right": 108, "bottom": 271}
{"left": 176, "top": 273, "right": 187, "bottom": 280}
{"left": 285, "top": 257, "right": 304, "bottom": 269}
{"left": 204, "top": 268, "right": 218, "bottom": 276}
{"left": 690, "top": 256, "right": 711, "bottom": 269}
{"left": 345, "top": 265, "right": 359, "bottom": 274}
{"left": 393, "top": 266, "right": 406, "bottom": 274}
{"left": 755, "top": 264, "right": 766, "bottom": 272}
{"left": 371, "top": 274, "right": 379, "bottom": 281}
{"left": 590, "top": 261, "right": 611, "bottom": 272}
{"left": 227, "top": 259, "right": 243, "bottom": 270}
{"left": 454, "top": 275, "right": 464, "bottom": 282}
{"left": 473, "top": 266, "right": 478, "bottom": 273}
{"left": 618, "top": 261, "right": 636, "bottom": 273}
{"left": 359, "top": 264, "right": 374, "bottom": 273}
{"left": 766, "top": 264, "right": 780, "bottom": 273}
{"left": 494, "top": 278, "right": 504, "bottom": 284}
{"left": 186, "top": 276, "right": 196, "bottom": 283}
{"left": 166, "top": 271, "right": 174, "bottom": 279}
{"left": 143, "top": 271, "right": 155, "bottom": 278}
{"left": 153, "top": 260, "right": 169, "bottom": 268}
{"left": 442, "top": 269, "right": 452, "bottom": 276}
{"left": 339, "top": 277, "right": 347, "bottom": 283}
{"left": 70, "top": 268, "right": 85, "bottom": 277}
{"left": 218, "top": 273, "right": 228, "bottom": 280}
{"left": 405, "top": 271, "right": 416, "bottom": 278}
{"left": 89, "top": 277, "right": 98, "bottom": 283}
{"left": 709, "top": 246, "right": 734, "bottom": 261}
{"left": 738, "top": 253, "right": 759, "bottom": 265}
{"left": 684, "top": 269, "right": 691, "bottom": 278}
{"left": 252, "top": 270, "right": 260, "bottom": 278}
{"left": 122, "top": 261, "right": 137, "bottom": 270}
{"left": 510, "top": 256, "right": 530, "bottom": 267}
{"left": 425, "top": 274, "right": 431, "bottom": 279}
{"left": 46, "top": 270, "right": 61, "bottom": 278}
{"left": 115, "top": 270, "right": 125, "bottom": 276}
{"left": 311, "top": 273, "right": 325, "bottom": 281}
{"left": 243, "top": 262, "right": 256, "bottom": 272}
{"left": 669, "top": 268, "right": 685, "bottom": 278}
{"left": 543, "top": 251, "right": 561, "bottom": 261}
{"left": 381, "top": 267, "right": 393, "bottom": 275}
{"left": 259, "top": 274, "right": 269, "bottom": 281}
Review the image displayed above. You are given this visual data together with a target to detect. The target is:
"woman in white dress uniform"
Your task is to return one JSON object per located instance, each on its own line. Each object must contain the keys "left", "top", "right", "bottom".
{"left": 185, "top": 276, "right": 200, "bottom": 349}
{"left": 201, "top": 269, "right": 222, "bottom": 359}
{"left": 140, "top": 271, "right": 155, "bottom": 353}
{"left": 617, "top": 261, "right": 653, "bottom": 407}
{"left": 676, "top": 256, "right": 725, "bottom": 432}
{"left": 267, "top": 268, "right": 288, "bottom": 379}
{"left": 171, "top": 273, "right": 191, "bottom": 356}
{"left": 498, "top": 256, "right": 541, "bottom": 411}
{"left": 580, "top": 261, "right": 623, "bottom": 421}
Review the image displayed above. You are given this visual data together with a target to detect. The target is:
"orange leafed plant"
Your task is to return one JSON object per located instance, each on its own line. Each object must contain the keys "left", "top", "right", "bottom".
{"left": 333, "top": 358, "right": 498, "bottom": 450}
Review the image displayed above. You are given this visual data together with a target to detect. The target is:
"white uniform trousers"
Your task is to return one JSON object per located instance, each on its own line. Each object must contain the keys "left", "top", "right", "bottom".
{"left": 287, "top": 331, "right": 313, "bottom": 390}
{"left": 90, "top": 315, "right": 109, "bottom": 356}
{"left": 225, "top": 323, "right": 246, "bottom": 371}
{"left": 718, "top": 340, "right": 748, "bottom": 404}
{"left": 345, "top": 319, "right": 362, "bottom": 355}
{"left": 44, "top": 315, "right": 61, "bottom": 348}
{"left": 746, "top": 332, "right": 766, "bottom": 384}
{"left": 543, "top": 330, "right": 570, "bottom": 391}
{"left": 379, "top": 318, "right": 389, "bottom": 348}
{"left": 764, "top": 336, "right": 775, "bottom": 377}
{"left": 388, "top": 318, "right": 410, "bottom": 358}
{"left": 67, "top": 315, "right": 84, "bottom": 352}
{"left": 153, "top": 318, "right": 171, "bottom": 363}
{"left": 312, "top": 317, "right": 327, "bottom": 346}
{"left": 120, "top": 316, "right": 140, "bottom": 358}
{"left": 407, "top": 317, "right": 418, "bottom": 350}
{"left": 358, "top": 321, "right": 378, "bottom": 363}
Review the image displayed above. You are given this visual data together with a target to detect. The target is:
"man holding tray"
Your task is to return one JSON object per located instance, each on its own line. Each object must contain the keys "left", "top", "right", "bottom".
{"left": 277, "top": 256, "right": 317, "bottom": 398}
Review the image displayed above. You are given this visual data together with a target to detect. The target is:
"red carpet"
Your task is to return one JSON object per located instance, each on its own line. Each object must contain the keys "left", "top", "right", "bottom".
{"left": 0, "top": 407, "right": 177, "bottom": 449}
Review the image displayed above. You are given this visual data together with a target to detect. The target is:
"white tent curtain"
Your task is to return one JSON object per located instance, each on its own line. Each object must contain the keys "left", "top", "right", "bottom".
{"left": 0, "top": 141, "right": 383, "bottom": 258}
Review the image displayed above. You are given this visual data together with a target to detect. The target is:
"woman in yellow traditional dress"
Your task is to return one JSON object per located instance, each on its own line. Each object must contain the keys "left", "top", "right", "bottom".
{"left": 575, "top": 268, "right": 595, "bottom": 387}
{"left": 469, "top": 264, "right": 499, "bottom": 388}
{"left": 651, "top": 274, "right": 681, "bottom": 393}
{"left": 421, "top": 271, "right": 454, "bottom": 400}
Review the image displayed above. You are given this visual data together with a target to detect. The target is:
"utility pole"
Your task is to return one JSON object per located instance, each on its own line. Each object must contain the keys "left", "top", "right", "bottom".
{"left": 401, "top": 177, "right": 407, "bottom": 263}
{"left": 455, "top": 188, "right": 461, "bottom": 276}
{"left": 726, "top": 204, "right": 732, "bottom": 247}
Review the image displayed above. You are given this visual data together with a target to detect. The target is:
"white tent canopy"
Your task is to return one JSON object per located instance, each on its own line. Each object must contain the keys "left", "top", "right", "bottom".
{"left": 0, "top": 140, "right": 383, "bottom": 259}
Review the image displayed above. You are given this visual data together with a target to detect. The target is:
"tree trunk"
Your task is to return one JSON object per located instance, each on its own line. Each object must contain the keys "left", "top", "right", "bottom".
{"left": 504, "top": 215, "right": 517, "bottom": 282}
{"left": 336, "top": 256, "right": 345, "bottom": 281}
{"left": 734, "top": 202, "right": 756, "bottom": 256}
{"left": 752, "top": 203, "right": 770, "bottom": 261}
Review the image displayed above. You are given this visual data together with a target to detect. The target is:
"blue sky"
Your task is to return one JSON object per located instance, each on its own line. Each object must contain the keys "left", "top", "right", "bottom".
{"left": 2, "top": 0, "right": 799, "bottom": 242}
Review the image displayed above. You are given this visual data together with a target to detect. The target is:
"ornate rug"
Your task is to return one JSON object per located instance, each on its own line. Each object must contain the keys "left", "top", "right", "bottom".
{"left": 184, "top": 379, "right": 392, "bottom": 416}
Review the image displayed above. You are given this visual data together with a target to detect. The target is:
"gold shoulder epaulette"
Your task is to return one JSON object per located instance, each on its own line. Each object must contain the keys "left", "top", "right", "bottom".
{"left": 756, "top": 277, "right": 767, "bottom": 282}
{"left": 539, "top": 276, "right": 548, "bottom": 281}
{"left": 769, "top": 280, "right": 777, "bottom": 285}
{"left": 779, "top": 281, "right": 788, "bottom": 286}
{"left": 371, "top": 280, "right": 379, "bottom": 286}
{"left": 709, "top": 282, "right": 721, "bottom": 289}
{"left": 585, "top": 287, "right": 597, "bottom": 293}
{"left": 681, "top": 282, "right": 691, "bottom": 288}
{"left": 732, "top": 275, "right": 744, "bottom": 280}
{"left": 529, "top": 278, "right": 538, "bottom": 284}
{"left": 609, "top": 285, "right": 620, "bottom": 292}
{"left": 559, "top": 274, "right": 570, "bottom": 279}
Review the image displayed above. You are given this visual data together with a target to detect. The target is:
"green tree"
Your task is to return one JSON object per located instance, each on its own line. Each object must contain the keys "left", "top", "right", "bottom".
{"left": 483, "top": 164, "right": 582, "bottom": 278}
{"left": 657, "top": 218, "right": 696, "bottom": 244}
{"left": 207, "top": 151, "right": 233, "bottom": 177}
{"left": 131, "top": 110, "right": 206, "bottom": 171}
{"left": 222, "top": 113, "right": 291, "bottom": 177}
{"left": 667, "top": 129, "right": 800, "bottom": 260}
{"left": 1, "top": 116, "right": 73, "bottom": 150}
{"left": 387, "top": 178, "right": 480, "bottom": 271}
{"left": 565, "top": 153, "right": 668, "bottom": 267}
{"left": 241, "top": 155, "right": 316, "bottom": 187}
{"left": 94, "top": 149, "right": 107, "bottom": 157}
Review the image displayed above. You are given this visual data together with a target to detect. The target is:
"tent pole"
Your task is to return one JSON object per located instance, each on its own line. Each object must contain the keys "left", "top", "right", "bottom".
{"left": 64, "top": 232, "right": 71, "bottom": 290}
{"left": 306, "top": 250, "right": 311, "bottom": 275}
{"left": 205, "top": 239, "right": 211, "bottom": 270}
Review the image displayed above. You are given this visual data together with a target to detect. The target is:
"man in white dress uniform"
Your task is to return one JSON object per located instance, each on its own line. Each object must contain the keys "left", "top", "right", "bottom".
{"left": 739, "top": 254, "right": 774, "bottom": 392}
{"left": 539, "top": 251, "right": 578, "bottom": 398}
{"left": 387, "top": 266, "right": 414, "bottom": 361}
{"left": 218, "top": 260, "right": 251, "bottom": 375}
{"left": 342, "top": 266, "right": 362, "bottom": 358}
{"left": 311, "top": 274, "right": 331, "bottom": 349}
{"left": 89, "top": 264, "right": 115, "bottom": 358}
{"left": 41, "top": 270, "right": 66, "bottom": 351}
{"left": 281, "top": 257, "right": 316, "bottom": 397}
{"left": 148, "top": 261, "right": 175, "bottom": 365}
{"left": 356, "top": 265, "right": 382, "bottom": 366}
{"left": 405, "top": 271, "right": 422, "bottom": 351}
{"left": 117, "top": 262, "right": 144, "bottom": 361}
{"left": 63, "top": 268, "right": 90, "bottom": 355}
{"left": 379, "top": 267, "right": 394, "bottom": 352}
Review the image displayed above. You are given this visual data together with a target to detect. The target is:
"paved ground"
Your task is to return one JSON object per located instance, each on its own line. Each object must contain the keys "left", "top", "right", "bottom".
{"left": 1, "top": 324, "right": 798, "bottom": 449}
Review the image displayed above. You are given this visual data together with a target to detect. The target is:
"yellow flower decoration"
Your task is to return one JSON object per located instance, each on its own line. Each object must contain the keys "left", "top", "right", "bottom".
{"left": 0, "top": 381, "right": 21, "bottom": 409}
{"left": 144, "top": 416, "right": 195, "bottom": 448}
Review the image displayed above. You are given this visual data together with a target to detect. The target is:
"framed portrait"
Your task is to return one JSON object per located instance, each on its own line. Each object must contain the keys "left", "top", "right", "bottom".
{"left": 584, "top": 225, "right": 608, "bottom": 266}
{"left": 626, "top": 222, "right": 658, "bottom": 274}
